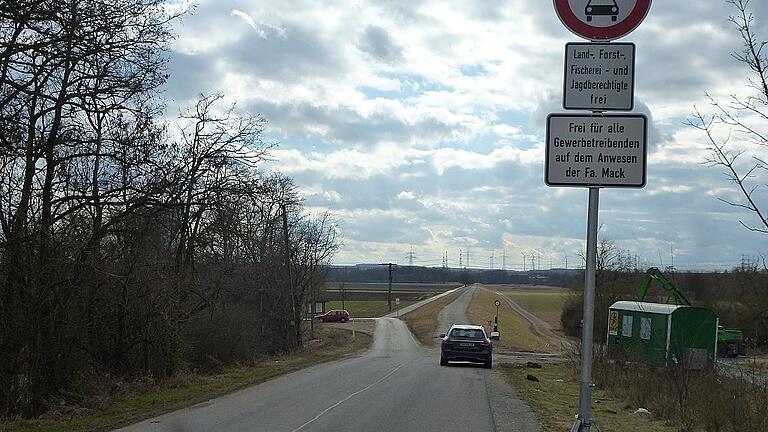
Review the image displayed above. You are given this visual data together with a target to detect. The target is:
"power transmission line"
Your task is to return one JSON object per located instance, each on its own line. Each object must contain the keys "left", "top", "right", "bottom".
{"left": 406, "top": 246, "right": 415, "bottom": 266}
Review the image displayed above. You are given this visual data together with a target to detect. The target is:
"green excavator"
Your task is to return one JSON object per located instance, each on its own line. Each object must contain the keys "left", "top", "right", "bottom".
{"left": 635, "top": 267, "right": 745, "bottom": 358}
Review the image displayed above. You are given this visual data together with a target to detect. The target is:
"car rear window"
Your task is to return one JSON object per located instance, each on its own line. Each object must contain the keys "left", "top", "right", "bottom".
{"left": 449, "top": 328, "right": 485, "bottom": 340}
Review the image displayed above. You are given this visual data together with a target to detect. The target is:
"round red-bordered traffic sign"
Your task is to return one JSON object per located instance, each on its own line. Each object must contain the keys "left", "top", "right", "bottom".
{"left": 554, "top": 0, "right": 652, "bottom": 41}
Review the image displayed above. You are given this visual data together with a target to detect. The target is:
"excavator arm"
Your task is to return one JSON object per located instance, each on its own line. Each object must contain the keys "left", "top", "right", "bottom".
{"left": 635, "top": 267, "right": 692, "bottom": 306}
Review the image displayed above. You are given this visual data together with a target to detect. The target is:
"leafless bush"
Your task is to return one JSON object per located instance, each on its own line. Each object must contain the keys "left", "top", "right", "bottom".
{"left": 594, "top": 359, "right": 768, "bottom": 431}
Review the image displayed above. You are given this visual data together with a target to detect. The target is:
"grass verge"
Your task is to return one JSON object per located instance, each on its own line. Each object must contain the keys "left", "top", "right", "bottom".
{"left": 498, "top": 290, "right": 568, "bottom": 331}
{"left": 467, "top": 287, "right": 550, "bottom": 352}
{"left": 325, "top": 300, "right": 416, "bottom": 318}
{"left": 501, "top": 363, "right": 676, "bottom": 432}
{"left": 400, "top": 287, "right": 465, "bottom": 346}
{"left": 3, "top": 328, "right": 371, "bottom": 432}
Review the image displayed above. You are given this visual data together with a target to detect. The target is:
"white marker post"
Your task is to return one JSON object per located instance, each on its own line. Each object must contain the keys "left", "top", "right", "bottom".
{"left": 551, "top": 1, "right": 652, "bottom": 431}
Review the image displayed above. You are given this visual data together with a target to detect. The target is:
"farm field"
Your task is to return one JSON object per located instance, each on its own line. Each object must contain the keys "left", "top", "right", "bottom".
{"left": 323, "top": 282, "right": 461, "bottom": 302}
{"left": 325, "top": 300, "right": 416, "bottom": 318}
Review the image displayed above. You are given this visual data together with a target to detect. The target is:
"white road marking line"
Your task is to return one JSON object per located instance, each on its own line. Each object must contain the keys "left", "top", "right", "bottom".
{"left": 290, "top": 364, "right": 403, "bottom": 432}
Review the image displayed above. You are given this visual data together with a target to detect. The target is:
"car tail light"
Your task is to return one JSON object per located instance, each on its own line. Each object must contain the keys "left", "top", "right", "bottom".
{"left": 479, "top": 341, "right": 491, "bottom": 349}
{"left": 442, "top": 339, "right": 454, "bottom": 348}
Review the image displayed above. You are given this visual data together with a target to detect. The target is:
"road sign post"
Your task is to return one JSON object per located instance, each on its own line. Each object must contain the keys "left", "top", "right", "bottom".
{"left": 550, "top": 2, "right": 652, "bottom": 431}
{"left": 573, "top": 187, "right": 600, "bottom": 432}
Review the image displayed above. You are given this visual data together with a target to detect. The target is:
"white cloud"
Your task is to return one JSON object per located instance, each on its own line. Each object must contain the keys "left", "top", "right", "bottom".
{"left": 230, "top": 9, "right": 257, "bottom": 31}
{"left": 165, "top": 0, "right": 768, "bottom": 270}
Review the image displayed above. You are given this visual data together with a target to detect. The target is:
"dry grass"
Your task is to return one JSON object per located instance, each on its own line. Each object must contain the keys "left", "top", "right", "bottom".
{"left": 594, "top": 360, "right": 768, "bottom": 432}
{"left": 502, "top": 363, "right": 676, "bottom": 432}
{"left": 500, "top": 290, "right": 568, "bottom": 331}
{"left": 467, "top": 287, "right": 551, "bottom": 352}
{"left": 742, "top": 358, "right": 768, "bottom": 372}
{"left": 400, "top": 288, "right": 465, "bottom": 346}
{"left": 4, "top": 328, "right": 372, "bottom": 432}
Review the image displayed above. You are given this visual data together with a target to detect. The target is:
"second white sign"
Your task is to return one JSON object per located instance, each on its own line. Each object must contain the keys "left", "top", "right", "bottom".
{"left": 545, "top": 114, "right": 647, "bottom": 188}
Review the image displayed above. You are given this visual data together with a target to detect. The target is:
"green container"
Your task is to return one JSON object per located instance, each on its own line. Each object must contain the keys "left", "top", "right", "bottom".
{"left": 607, "top": 301, "right": 718, "bottom": 369}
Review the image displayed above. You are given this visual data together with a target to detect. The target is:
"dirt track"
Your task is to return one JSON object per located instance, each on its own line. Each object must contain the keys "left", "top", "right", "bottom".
{"left": 496, "top": 292, "right": 573, "bottom": 353}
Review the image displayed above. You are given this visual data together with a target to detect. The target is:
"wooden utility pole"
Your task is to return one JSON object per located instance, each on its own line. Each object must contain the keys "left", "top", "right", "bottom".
{"left": 379, "top": 263, "right": 397, "bottom": 311}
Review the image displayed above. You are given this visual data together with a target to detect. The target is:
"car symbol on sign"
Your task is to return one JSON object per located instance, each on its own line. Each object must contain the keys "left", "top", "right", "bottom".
{"left": 585, "top": 0, "right": 619, "bottom": 22}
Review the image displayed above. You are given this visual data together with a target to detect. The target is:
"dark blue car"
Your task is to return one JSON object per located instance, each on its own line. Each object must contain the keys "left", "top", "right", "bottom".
{"left": 440, "top": 324, "right": 493, "bottom": 368}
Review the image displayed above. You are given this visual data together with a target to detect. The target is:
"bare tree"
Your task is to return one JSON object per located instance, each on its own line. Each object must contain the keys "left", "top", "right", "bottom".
{"left": 689, "top": 0, "right": 768, "bottom": 235}
{"left": 0, "top": 0, "right": 183, "bottom": 415}
{"left": 0, "top": 2, "right": 341, "bottom": 418}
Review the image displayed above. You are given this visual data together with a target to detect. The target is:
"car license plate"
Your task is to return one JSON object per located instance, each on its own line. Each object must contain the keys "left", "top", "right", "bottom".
{"left": 459, "top": 342, "right": 474, "bottom": 347}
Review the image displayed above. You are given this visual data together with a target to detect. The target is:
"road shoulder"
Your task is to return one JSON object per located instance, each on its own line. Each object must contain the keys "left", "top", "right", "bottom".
{"left": 486, "top": 368, "right": 542, "bottom": 432}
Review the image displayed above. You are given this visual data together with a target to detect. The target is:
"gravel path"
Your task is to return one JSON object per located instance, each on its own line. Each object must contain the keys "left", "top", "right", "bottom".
{"left": 486, "top": 371, "right": 542, "bottom": 432}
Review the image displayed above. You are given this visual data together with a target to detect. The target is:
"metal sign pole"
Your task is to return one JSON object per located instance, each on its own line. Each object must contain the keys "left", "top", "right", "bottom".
{"left": 553, "top": 3, "right": 651, "bottom": 431}
{"left": 576, "top": 186, "right": 600, "bottom": 431}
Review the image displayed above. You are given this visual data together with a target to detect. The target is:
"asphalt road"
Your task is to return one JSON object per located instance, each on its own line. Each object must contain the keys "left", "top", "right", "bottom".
{"left": 116, "top": 316, "right": 496, "bottom": 432}
{"left": 437, "top": 285, "right": 476, "bottom": 336}
{"left": 383, "top": 285, "right": 463, "bottom": 318}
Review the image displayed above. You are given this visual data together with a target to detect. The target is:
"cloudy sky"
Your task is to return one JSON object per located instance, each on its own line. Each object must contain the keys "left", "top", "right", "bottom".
{"left": 163, "top": 0, "right": 768, "bottom": 271}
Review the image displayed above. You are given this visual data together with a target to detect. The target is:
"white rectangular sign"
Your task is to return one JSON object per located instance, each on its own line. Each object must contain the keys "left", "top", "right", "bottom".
{"left": 564, "top": 42, "right": 635, "bottom": 111}
{"left": 545, "top": 114, "right": 647, "bottom": 188}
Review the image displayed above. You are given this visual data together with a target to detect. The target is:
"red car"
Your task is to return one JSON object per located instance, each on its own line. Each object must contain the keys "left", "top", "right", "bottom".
{"left": 315, "top": 309, "right": 351, "bottom": 323}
